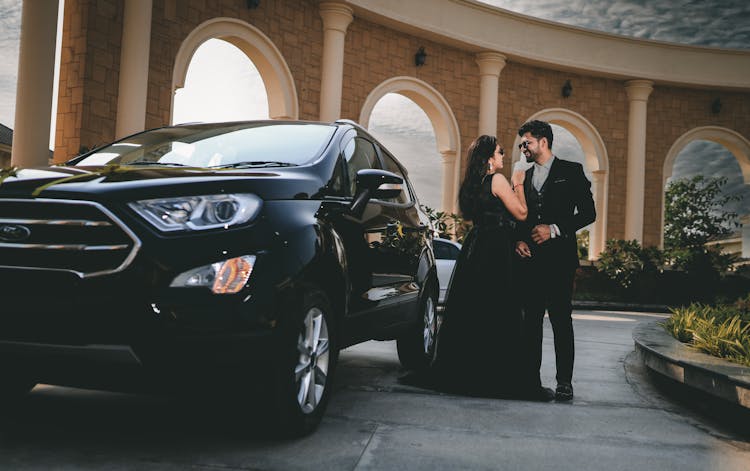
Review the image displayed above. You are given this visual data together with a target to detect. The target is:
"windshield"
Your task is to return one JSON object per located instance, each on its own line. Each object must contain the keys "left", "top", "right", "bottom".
{"left": 72, "top": 122, "right": 336, "bottom": 168}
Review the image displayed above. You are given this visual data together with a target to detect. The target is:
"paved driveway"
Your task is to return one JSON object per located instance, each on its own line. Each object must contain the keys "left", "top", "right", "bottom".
{"left": 1, "top": 310, "right": 749, "bottom": 470}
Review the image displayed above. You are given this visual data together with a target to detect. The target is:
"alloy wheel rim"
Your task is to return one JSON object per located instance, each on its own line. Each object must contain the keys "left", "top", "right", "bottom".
{"left": 294, "top": 306, "right": 330, "bottom": 414}
{"left": 422, "top": 297, "right": 436, "bottom": 355}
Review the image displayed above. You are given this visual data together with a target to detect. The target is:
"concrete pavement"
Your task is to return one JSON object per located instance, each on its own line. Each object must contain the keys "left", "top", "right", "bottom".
{"left": 1, "top": 309, "right": 749, "bottom": 470}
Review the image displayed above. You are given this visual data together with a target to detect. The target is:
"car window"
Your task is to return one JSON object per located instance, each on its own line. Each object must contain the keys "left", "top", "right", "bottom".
{"left": 327, "top": 156, "right": 348, "bottom": 197}
{"left": 378, "top": 150, "right": 412, "bottom": 205}
{"left": 72, "top": 123, "right": 336, "bottom": 168}
{"left": 342, "top": 137, "right": 380, "bottom": 195}
{"left": 433, "top": 240, "right": 460, "bottom": 260}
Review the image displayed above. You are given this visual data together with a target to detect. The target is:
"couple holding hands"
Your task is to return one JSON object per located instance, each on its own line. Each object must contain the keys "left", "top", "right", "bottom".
{"left": 434, "top": 120, "right": 596, "bottom": 402}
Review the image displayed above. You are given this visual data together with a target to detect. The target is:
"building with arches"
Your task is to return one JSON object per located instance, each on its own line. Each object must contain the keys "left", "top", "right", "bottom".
{"left": 10, "top": 0, "right": 750, "bottom": 258}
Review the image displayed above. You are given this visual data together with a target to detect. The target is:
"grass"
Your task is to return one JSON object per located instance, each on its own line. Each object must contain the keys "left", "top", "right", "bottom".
{"left": 662, "top": 295, "right": 750, "bottom": 367}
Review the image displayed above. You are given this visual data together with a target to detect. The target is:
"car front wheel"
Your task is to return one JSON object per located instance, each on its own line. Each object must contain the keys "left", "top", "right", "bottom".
{"left": 269, "top": 287, "right": 338, "bottom": 437}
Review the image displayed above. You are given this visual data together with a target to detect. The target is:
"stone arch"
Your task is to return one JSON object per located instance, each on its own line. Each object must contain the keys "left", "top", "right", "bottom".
{"left": 171, "top": 17, "right": 298, "bottom": 121}
{"left": 663, "top": 126, "right": 750, "bottom": 185}
{"left": 661, "top": 126, "right": 750, "bottom": 247}
{"left": 512, "top": 108, "right": 610, "bottom": 259}
{"left": 359, "top": 76, "right": 461, "bottom": 213}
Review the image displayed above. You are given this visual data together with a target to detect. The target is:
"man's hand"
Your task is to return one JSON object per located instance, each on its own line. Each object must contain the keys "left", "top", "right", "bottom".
{"left": 511, "top": 170, "right": 525, "bottom": 189}
{"left": 531, "top": 224, "right": 552, "bottom": 244}
{"left": 515, "top": 240, "right": 532, "bottom": 258}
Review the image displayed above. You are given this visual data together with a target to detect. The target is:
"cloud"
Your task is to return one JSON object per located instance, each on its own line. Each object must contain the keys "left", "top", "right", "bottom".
{"left": 482, "top": 0, "right": 750, "bottom": 49}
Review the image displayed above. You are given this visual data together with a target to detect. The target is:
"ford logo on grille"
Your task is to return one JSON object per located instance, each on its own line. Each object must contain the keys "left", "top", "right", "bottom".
{"left": 0, "top": 224, "right": 31, "bottom": 242}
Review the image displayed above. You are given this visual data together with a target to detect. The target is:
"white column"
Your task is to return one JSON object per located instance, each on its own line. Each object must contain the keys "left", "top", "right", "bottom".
{"left": 624, "top": 80, "right": 653, "bottom": 243}
{"left": 11, "top": 2, "right": 59, "bottom": 167}
{"left": 589, "top": 170, "right": 607, "bottom": 259}
{"left": 116, "top": 0, "right": 153, "bottom": 138}
{"left": 475, "top": 52, "right": 506, "bottom": 137}
{"left": 319, "top": 3, "right": 353, "bottom": 122}
{"left": 440, "top": 150, "right": 458, "bottom": 213}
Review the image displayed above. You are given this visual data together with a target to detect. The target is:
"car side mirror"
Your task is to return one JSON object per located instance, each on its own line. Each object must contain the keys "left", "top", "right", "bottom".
{"left": 349, "top": 169, "right": 403, "bottom": 216}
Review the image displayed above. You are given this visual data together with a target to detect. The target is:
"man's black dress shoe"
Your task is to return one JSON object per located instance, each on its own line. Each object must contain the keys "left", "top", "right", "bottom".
{"left": 555, "top": 383, "right": 573, "bottom": 401}
{"left": 523, "top": 386, "right": 555, "bottom": 402}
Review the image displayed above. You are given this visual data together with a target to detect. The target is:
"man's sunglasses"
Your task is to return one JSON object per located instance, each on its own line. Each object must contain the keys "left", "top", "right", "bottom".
{"left": 518, "top": 140, "right": 530, "bottom": 150}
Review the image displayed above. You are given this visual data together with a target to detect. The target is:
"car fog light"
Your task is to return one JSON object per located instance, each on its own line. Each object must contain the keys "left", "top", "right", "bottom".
{"left": 170, "top": 255, "right": 255, "bottom": 294}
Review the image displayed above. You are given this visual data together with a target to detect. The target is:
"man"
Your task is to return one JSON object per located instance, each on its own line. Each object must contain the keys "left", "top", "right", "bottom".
{"left": 514, "top": 120, "right": 596, "bottom": 402}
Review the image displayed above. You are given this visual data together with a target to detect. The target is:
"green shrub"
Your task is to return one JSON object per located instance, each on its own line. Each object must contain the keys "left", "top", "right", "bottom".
{"left": 577, "top": 229, "right": 589, "bottom": 260}
{"left": 662, "top": 306, "right": 699, "bottom": 343}
{"left": 663, "top": 296, "right": 750, "bottom": 366}
{"left": 597, "top": 239, "right": 662, "bottom": 289}
{"left": 421, "top": 205, "right": 472, "bottom": 243}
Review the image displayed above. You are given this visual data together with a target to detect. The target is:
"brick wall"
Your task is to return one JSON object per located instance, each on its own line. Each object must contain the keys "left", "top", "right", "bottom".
{"left": 644, "top": 88, "right": 750, "bottom": 246}
{"left": 147, "top": 0, "right": 324, "bottom": 127}
{"left": 341, "top": 16, "right": 480, "bottom": 176}
{"left": 55, "top": 0, "right": 122, "bottom": 162}
{"left": 497, "top": 63, "right": 631, "bottom": 241}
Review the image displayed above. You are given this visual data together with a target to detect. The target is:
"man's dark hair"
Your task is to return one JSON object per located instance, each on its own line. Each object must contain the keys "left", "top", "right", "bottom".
{"left": 518, "top": 120, "right": 553, "bottom": 150}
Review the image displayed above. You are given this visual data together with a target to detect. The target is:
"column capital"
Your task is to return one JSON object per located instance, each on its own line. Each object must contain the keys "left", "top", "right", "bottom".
{"left": 475, "top": 52, "right": 507, "bottom": 76}
{"left": 625, "top": 79, "right": 654, "bottom": 102}
{"left": 319, "top": 2, "right": 354, "bottom": 33}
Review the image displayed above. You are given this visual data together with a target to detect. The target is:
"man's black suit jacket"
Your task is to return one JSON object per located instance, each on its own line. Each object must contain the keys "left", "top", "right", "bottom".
{"left": 516, "top": 157, "right": 596, "bottom": 271}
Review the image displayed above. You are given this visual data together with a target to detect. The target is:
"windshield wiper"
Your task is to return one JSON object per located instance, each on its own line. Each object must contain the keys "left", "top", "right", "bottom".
{"left": 209, "top": 161, "right": 298, "bottom": 169}
{"left": 125, "top": 161, "right": 190, "bottom": 167}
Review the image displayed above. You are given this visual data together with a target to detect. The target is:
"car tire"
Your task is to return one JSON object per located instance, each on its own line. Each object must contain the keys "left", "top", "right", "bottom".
{"left": 396, "top": 279, "right": 438, "bottom": 371}
{"left": 267, "top": 286, "right": 338, "bottom": 437}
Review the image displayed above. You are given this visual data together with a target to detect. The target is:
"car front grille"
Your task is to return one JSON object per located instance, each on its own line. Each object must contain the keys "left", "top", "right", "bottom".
{"left": 0, "top": 198, "right": 141, "bottom": 277}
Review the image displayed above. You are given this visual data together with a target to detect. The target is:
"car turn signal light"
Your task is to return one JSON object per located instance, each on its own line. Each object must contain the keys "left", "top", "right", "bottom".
{"left": 170, "top": 255, "right": 255, "bottom": 294}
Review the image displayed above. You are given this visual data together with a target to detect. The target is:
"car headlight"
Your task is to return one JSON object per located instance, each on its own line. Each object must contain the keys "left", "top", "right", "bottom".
{"left": 171, "top": 255, "right": 256, "bottom": 294}
{"left": 128, "top": 194, "right": 262, "bottom": 232}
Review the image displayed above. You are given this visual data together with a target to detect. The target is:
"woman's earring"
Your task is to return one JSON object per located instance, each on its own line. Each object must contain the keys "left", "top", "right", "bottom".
{"left": 488, "top": 162, "right": 493, "bottom": 173}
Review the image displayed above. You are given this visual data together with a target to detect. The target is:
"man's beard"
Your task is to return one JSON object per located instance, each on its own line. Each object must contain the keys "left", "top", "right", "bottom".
{"left": 524, "top": 150, "right": 535, "bottom": 163}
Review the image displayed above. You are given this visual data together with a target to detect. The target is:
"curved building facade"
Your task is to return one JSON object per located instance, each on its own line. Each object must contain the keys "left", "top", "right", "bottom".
{"left": 11, "top": 0, "right": 750, "bottom": 255}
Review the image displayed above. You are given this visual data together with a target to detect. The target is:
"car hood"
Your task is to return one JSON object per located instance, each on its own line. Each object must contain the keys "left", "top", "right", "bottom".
{"left": 0, "top": 165, "right": 326, "bottom": 201}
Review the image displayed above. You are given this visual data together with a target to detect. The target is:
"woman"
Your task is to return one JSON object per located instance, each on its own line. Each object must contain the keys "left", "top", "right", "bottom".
{"left": 433, "top": 135, "right": 527, "bottom": 395}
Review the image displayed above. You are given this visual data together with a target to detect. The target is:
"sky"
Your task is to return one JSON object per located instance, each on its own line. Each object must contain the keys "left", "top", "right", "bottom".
{"left": 1, "top": 0, "right": 749, "bottom": 215}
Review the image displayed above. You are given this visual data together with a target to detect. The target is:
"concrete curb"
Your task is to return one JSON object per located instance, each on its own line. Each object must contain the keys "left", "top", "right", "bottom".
{"left": 574, "top": 300, "right": 669, "bottom": 313}
{"left": 633, "top": 320, "right": 750, "bottom": 410}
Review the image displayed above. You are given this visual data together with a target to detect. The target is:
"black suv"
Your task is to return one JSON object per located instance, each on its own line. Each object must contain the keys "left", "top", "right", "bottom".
{"left": 0, "top": 120, "right": 439, "bottom": 435}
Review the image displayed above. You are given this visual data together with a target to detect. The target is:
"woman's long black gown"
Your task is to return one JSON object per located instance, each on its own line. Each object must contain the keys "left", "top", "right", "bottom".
{"left": 433, "top": 174, "right": 522, "bottom": 395}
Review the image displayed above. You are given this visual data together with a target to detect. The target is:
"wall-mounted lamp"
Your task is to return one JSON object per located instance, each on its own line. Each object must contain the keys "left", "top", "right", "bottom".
{"left": 415, "top": 47, "right": 427, "bottom": 67}
{"left": 246, "top": 0, "right": 260, "bottom": 9}
{"left": 711, "top": 97, "right": 722, "bottom": 114}
{"left": 561, "top": 80, "right": 572, "bottom": 98}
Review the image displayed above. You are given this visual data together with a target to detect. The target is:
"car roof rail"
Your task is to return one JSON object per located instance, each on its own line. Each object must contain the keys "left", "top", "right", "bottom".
{"left": 334, "top": 118, "right": 365, "bottom": 130}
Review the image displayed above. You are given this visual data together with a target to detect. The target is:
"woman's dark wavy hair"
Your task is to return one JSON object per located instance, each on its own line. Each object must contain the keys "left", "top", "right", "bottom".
{"left": 458, "top": 135, "right": 497, "bottom": 222}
